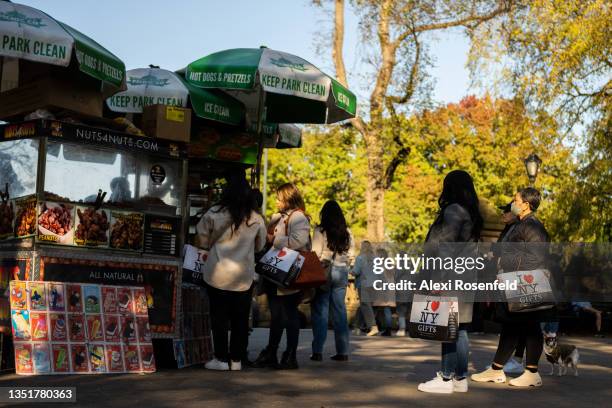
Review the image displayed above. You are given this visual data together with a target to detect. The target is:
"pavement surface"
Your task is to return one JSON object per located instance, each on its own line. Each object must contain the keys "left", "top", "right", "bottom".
{"left": 0, "top": 329, "right": 610, "bottom": 408}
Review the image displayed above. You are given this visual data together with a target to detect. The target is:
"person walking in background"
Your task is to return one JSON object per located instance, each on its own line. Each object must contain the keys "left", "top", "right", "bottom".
{"left": 472, "top": 187, "right": 553, "bottom": 388}
{"left": 417, "top": 170, "right": 483, "bottom": 394}
{"left": 374, "top": 247, "right": 396, "bottom": 337}
{"left": 253, "top": 183, "right": 311, "bottom": 370}
{"left": 197, "top": 176, "right": 267, "bottom": 371}
{"left": 394, "top": 250, "right": 411, "bottom": 337}
{"left": 351, "top": 241, "right": 380, "bottom": 336}
{"left": 310, "top": 200, "right": 355, "bottom": 362}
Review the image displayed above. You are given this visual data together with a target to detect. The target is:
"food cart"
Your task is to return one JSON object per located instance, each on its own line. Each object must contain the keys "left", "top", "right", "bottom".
{"left": 0, "top": 118, "right": 186, "bottom": 336}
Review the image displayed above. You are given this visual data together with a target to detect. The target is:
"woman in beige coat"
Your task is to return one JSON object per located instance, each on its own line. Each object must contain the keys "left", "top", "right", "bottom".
{"left": 253, "top": 183, "right": 311, "bottom": 370}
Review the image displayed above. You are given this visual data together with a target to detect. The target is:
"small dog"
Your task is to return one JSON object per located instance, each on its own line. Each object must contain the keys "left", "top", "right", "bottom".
{"left": 543, "top": 332, "right": 579, "bottom": 376}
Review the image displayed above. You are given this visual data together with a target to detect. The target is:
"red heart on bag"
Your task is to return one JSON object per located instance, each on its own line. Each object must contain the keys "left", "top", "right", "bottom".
{"left": 278, "top": 249, "right": 287, "bottom": 258}
{"left": 431, "top": 301, "right": 440, "bottom": 312}
{"left": 524, "top": 274, "right": 534, "bottom": 284}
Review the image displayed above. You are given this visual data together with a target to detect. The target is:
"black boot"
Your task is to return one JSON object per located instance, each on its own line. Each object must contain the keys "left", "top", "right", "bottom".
{"left": 277, "top": 350, "right": 298, "bottom": 370}
{"left": 252, "top": 347, "right": 278, "bottom": 368}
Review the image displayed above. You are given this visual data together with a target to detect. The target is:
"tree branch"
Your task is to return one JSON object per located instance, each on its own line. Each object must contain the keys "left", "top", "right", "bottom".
{"left": 396, "top": 1, "right": 514, "bottom": 43}
{"left": 333, "top": 0, "right": 348, "bottom": 87}
{"left": 384, "top": 146, "right": 411, "bottom": 189}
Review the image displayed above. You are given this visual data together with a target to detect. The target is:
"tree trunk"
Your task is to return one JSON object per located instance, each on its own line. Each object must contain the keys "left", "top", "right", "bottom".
{"left": 364, "top": 130, "right": 385, "bottom": 241}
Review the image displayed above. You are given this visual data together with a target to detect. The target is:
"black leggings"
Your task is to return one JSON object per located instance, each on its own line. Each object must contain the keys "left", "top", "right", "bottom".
{"left": 494, "top": 321, "right": 542, "bottom": 368}
{"left": 267, "top": 291, "right": 301, "bottom": 353}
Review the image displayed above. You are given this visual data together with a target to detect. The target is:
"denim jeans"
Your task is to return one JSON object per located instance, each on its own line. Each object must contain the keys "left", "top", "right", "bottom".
{"left": 311, "top": 266, "right": 350, "bottom": 355}
{"left": 441, "top": 329, "right": 469, "bottom": 379}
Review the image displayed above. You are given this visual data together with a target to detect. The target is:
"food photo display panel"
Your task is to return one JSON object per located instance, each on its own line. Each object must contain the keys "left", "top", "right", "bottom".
{"left": 9, "top": 280, "right": 156, "bottom": 375}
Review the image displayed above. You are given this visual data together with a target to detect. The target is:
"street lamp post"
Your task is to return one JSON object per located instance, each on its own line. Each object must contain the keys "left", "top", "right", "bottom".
{"left": 524, "top": 153, "right": 542, "bottom": 187}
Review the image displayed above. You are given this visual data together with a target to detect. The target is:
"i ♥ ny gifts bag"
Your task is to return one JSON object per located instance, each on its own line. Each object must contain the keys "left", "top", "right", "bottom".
{"left": 497, "top": 269, "right": 555, "bottom": 312}
{"left": 408, "top": 294, "right": 459, "bottom": 342}
{"left": 256, "top": 247, "right": 301, "bottom": 288}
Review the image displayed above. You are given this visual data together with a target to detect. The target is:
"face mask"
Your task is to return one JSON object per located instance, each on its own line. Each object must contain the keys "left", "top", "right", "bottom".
{"left": 510, "top": 201, "right": 523, "bottom": 216}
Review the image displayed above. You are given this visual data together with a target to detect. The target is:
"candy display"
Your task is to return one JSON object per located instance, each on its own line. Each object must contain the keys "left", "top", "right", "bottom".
{"left": 75, "top": 207, "right": 110, "bottom": 247}
{"left": 110, "top": 212, "right": 144, "bottom": 250}
{"left": 37, "top": 202, "right": 75, "bottom": 244}
{"left": 10, "top": 281, "right": 155, "bottom": 375}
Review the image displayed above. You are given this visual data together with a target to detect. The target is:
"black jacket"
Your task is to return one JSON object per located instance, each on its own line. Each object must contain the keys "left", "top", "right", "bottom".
{"left": 495, "top": 213, "right": 556, "bottom": 323}
{"left": 499, "top": 213, "right": 549, "bottom": 272}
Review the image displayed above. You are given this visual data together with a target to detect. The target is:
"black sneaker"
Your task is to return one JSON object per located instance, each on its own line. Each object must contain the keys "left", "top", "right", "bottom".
{"left": 310, "top": 353, "right": 323, "bottom": 361}
{"left": 276, "top": 351, "right": 298, "bottom": 370}
{"left": 251, "top": 347, "right": 278, "bottom": 368}
{"left": 330, "top": 354, "right": 348, "bottom": 362}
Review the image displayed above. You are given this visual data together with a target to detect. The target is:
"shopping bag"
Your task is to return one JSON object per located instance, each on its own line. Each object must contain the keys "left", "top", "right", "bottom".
{"left": 287, "top": 251, "right": 327, "bottom": 290}
{"left": 256, "top": 247, "right": 301, "bottom": 288}
{"left": 182, "top": 244, "right": 208, "bottom": 286}
{"left": 408, "top": 294, "right": 459, "bottom": 342}
{"left": 497, "top": 269, "right": 555, "bottom": 312}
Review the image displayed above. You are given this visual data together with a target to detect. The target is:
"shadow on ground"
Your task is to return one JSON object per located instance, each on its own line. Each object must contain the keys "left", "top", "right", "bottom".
{"left": 0, "top": 330, "right": 610, "bottom": 408}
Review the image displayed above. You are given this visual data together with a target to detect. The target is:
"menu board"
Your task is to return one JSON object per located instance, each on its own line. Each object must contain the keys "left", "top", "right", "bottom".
{"left": 144, "top": 215, "right": 179, "bottom": 256}
{"left": 10, "top": 280, "right": 155, "bottom": 375}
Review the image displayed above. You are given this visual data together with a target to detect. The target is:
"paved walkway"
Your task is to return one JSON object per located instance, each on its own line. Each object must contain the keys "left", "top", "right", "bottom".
{"left": 1, "top": 329, "right": 611, "bottom": 407}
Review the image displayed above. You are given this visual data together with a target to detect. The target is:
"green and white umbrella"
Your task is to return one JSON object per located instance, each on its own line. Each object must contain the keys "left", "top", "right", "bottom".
{"left": 0, "top": 1, "right": 125, "bottom": 92}
{"left": 106, "top": 67, "right": 245, "bottom": 126}
{"left": 185, "top": 47, "right": 357, "bottom": 124}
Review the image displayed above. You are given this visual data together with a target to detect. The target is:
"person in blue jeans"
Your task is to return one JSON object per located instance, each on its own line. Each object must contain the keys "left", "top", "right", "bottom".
{"left": 310, "top": 200, "right": 355, "bottom": 362}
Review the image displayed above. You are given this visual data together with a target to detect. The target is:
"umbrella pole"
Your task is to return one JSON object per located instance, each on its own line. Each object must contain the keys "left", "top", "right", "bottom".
{"left": 254, "top": 86, "right": 265, "bottom": 187}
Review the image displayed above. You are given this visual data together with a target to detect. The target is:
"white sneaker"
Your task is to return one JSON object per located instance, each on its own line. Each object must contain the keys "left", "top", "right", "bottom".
{"left": 417, "top": 372, "right": 454, "bottom": 394}
{"left": 230, "top": 360, "right": 242, "bottom": 371}
{"left": 205, "top": 358, "right": 229, "bottom": 371}
{"left": 395, "top": 329, "right": 406, "bottom": 337}
{"left": 366, "top": 327, "right": 380, "bottom": 337}
{"left": 452, "top": 377, "right": 468, "bottom": 392}
{"left": 509, "top": 371, "right": 542, "bottom": 387}
{"left": 471, "top": 367, "right": 506, "bottom": 383}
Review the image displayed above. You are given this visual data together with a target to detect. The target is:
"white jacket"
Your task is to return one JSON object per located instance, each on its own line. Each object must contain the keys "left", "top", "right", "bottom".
{"left": 197, "top": 206, "right": 266, "bottom": 292}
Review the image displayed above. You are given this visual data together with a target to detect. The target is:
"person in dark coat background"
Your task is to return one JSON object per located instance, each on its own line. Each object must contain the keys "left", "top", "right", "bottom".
{"left": 472, "top": 187, "right": 553, "bottom": 388}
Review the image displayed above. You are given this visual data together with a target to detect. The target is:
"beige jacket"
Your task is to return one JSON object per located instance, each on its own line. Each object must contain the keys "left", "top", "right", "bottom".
{"left": 197, "top": 206, "right": 266, "bottom": 292}
{"left": 269, "top": 210, "right": 311, "bottom": 295}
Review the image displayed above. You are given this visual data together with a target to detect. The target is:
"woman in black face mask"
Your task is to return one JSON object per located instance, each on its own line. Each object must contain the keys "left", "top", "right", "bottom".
{"left": 472, "top": 187, "right": 554, "bottom": 388}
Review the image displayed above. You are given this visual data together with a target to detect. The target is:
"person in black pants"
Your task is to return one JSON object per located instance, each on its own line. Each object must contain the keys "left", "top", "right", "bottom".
{"left": 253, "top": 183, "right": 311, "bottom": 370}
{"left": 472, "top": 187, "right": 554, "bottom": 387}
{"left": 207, "top": 284, "right": 254, "bottom": 364}
{"left": 197, "top": 176, "right": 267, "bottom": 371}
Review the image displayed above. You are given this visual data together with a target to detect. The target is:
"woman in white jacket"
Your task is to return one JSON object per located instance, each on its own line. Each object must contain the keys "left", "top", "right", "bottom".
{"left": 197, "top": 177, "right": 266, "bottom": 371}
{"left": 253, "top": 183, "right": 311, "bottom": 370}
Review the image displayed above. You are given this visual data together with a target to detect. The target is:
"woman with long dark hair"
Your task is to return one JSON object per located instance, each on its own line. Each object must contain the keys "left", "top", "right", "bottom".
{"left": 197, "top": 175, "right": 267, "bottom": 371}
{"left": 418, "top": 170, "right": 483, "bottom": 394}
{"left": 310, "top": 200, "right": 355, "bottom": 361}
